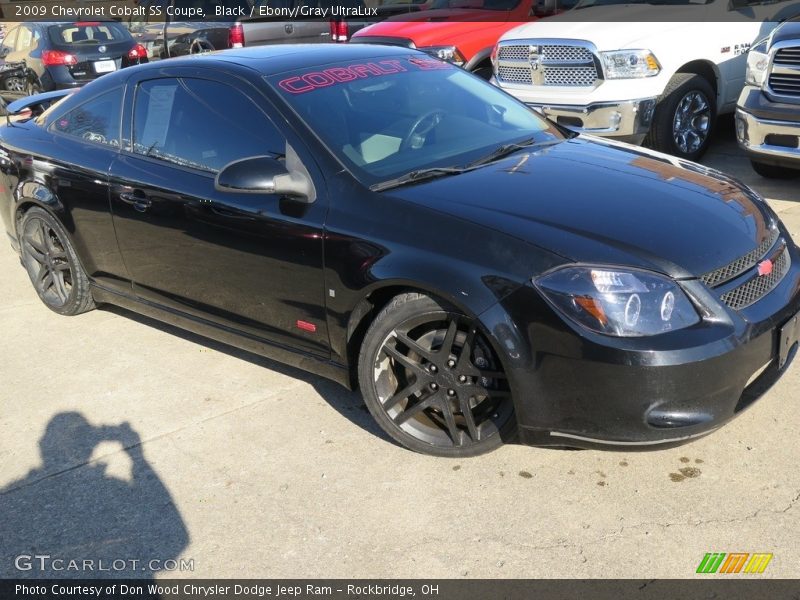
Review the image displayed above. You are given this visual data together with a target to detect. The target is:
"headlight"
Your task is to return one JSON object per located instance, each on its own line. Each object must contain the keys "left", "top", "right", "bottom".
{"left": 745, "top": 38, "right": 770, "bottom": 87}
{"left": 601, "top": 50, "right": 660, "bottom": 79}
{"left": 419, "top": 45, "right": 465, "bottom": 67}
{"left": 535, "top": 266, "right": 700, "bottom": 337}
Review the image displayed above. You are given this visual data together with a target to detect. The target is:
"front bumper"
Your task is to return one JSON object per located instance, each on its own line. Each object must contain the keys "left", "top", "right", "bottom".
{"left": 481, "top": 238, "right": 800, "bottom": 449}
{"left": 525, "top": 98, "right": 656, "bottom": 144}
{"left": 736, "top": 87, "right": 800, "bottom": 169}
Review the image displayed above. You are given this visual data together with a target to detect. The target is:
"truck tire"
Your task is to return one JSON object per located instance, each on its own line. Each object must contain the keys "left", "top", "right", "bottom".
{"left": 645, "top": 73, "right": 716, "bottom": 161}
{"left": 750, "top": 160, "right": 800, "bottom": 179}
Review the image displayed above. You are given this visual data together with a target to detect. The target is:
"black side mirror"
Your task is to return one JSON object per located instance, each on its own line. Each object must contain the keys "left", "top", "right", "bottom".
{"left": 215, "top": 155, "right": 314, "bottom": 202}
{"left": 0, "top": 47, "right": 10, "bottom": 58}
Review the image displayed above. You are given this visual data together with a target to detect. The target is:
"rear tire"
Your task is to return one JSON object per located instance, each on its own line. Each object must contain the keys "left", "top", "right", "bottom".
{"left": 750, "top": 160, "right": 800, "bottom": 179}
{"left": 19, "top": 207, "right": 95, "bottom": 316}
{"left": 358, "top": 293, "right": 516, "bottom": 457}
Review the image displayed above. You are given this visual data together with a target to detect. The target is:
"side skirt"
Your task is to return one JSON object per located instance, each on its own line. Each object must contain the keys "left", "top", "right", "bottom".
{"left": 90, "top": 283, "right": 353, "bottom": 390}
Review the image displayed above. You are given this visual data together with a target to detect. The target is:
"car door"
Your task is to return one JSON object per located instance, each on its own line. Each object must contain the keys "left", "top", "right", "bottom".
{"left": 32, "top": 85, "right": 132, "bottom": 296}
{"left": 109, "top": 68, "right": 330, "bottom": 357}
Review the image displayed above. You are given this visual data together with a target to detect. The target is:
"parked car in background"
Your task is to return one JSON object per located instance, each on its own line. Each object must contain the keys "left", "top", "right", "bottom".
{"left": 2, "top": 46, "right": 799, "bottom": 456}
{"left": 0, "top": 21, "right": 148, "bottom": 93}
{"left": 491, "top": 0, "right": 794, "bottom": 160}
{"left": 237, "top": 0, "right": 373, "bottom": 47}
{"left": 131, "top": 21, "right": 237, "bottom": 59}
{"left": 736, "top": 18, "right": 800, "bottom": 178}
{"left": 351, "top": 0, "right": 574, "bottom": 80}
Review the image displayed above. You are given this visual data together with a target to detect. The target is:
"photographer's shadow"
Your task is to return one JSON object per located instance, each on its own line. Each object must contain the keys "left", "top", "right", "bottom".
{"left": 0, "top": 413, "right": 188, "bottom": 579}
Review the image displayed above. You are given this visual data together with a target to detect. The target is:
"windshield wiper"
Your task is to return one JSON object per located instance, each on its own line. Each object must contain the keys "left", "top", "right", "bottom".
{"left": 370, "top": 166, "right": 467, "bottom": 192}
{"left": 465, "top": 137, "right": 562, "bottom": 168}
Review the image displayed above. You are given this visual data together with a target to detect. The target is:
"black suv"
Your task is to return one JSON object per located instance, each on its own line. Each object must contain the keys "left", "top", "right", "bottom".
{"left": 0, "top": 21, "right": 148, "bottom": 93}
{"left": 736, "top": 19, "right": 800, "bottom": 178}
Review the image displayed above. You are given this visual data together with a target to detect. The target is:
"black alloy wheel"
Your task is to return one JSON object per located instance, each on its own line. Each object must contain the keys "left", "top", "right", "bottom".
{"left": 19, "top": 207, "right": 95, "bottom": 315}
{"left": 359, "top": 293, "right": 516, "bottom": 457}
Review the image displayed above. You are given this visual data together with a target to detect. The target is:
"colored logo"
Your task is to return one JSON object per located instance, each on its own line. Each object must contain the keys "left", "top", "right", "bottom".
{"left": 757, "top": 259, "right": 774, "bottom": 277}
{"left": 696, "top": 552, "right": 773, "bottom": 574}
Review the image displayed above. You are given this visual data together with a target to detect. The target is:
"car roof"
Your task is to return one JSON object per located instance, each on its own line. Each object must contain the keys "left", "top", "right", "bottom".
{"left": 131, "top": 44, "right": 421, "bottom": 77}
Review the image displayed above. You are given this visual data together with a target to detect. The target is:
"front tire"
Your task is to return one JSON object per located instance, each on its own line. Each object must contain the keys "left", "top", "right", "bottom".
{"left": 19, "top": 207, "right": 95, "bottom": 316}
{"left": 358, "top": 293, "right": 516, "bottom": 457}
{"left": 645, "top": 73, "right": 716, "bottom": 160}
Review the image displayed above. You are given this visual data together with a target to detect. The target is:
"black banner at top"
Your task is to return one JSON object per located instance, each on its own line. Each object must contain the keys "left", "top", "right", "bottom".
{"left": 1, "top": 0, "right": 799, "bottom": 22}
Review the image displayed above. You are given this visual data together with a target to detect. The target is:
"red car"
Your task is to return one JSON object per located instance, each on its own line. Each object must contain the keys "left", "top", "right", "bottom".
{"left": 351, "top": 0, "right": 574, "bottom": 79}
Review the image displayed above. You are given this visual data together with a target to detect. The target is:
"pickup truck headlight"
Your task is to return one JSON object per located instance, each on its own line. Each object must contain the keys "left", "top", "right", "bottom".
{"left": 419, "top": 45, "right": 466, "bottom": 67}
{"left": 601, "top": 50, "right": 661, "bottom": 79}
{"left": 535, "top": 266, "right": 699, "bottom": 337}
{"left": 745, "top": 39, "right": 770, "bottom": 87}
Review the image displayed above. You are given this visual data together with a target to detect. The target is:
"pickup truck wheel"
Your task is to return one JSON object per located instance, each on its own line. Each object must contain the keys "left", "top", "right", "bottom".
{"left": 750, "top": 160, "right": 800, "bottom": 179}
{"left": 645, "top": 73, "right": 716, "bottom": 161}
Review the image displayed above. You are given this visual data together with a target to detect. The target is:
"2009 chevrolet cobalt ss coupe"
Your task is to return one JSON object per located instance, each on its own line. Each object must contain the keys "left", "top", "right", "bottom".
{"left": 1, "top": 45, "right": 798, "bottom": 456}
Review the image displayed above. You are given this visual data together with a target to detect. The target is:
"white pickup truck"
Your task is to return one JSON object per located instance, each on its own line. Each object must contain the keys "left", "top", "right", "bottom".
{"left": 491, "top": 0, "right": 797, "bottom": 159}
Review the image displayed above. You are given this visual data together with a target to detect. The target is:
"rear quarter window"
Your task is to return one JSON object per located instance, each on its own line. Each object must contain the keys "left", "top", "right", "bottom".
{"left": 49, "top": 88, "right": 123, "bottom": 149}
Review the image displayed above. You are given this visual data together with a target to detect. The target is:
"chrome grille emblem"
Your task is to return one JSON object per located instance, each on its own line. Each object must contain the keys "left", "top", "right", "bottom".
{"left": 529, "top": 45, "right": 544, "bottom": 84}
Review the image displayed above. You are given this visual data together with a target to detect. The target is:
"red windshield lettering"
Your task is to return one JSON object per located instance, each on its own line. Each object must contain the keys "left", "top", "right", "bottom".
{"left": 325, "top": 67, "right": 358, "bottom": 82}
{"left": 279, "top": 77, "right": 314, "bottom": 94}
{"left": 377, "top": 60, "right": 406, "bottom": 73}
{"left": 276, "top": 57, "right": 449, "bottom": 95}
{"left": 302, "top": 72, "right": 336, "bottom": 88}
{"left": 349, "top": 63, "right": 384, "bottom": 78}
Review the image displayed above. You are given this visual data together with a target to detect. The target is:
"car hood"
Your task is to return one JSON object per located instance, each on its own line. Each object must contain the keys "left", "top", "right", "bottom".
{"left": 357, "top": 18, "right": 518, "bottom": 45}
{"left": 388, "top": 137, "right": 776, "bottom": 279}
{"left": 381, "top": 7, "right": 514, "bottom": 24}
{"left": 501, "top": 9, "right": 694, "bottom": 49}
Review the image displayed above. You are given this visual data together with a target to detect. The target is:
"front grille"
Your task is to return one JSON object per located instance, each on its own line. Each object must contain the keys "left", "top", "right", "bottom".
{"left": 775, "top": 46, "right": 800, "bottom": 66}
{"left": 701, "top": 228, "right": 779, "bottom": 287}
{"left": 544, "top": 66, "right": 597, "bottom": 87}
{"left": 539, "top": 45, "right": 594, "bottom": 63}
{"left": 720, "top": 245, "right": 791, "bottom": 310}
{"left": 498, "top": 45, "right": 529, "bottom": 61}
{"left": 497, "top": 65, "right": 532, "bottom": 84}
{"left": 768, "top": 45, "right": 800, "bottom": 97}
{"left": 768, "top": 73, "right": 800, "bottom": 97}
{"left": 496, "top": 42, "right": 599, "bottom": 87}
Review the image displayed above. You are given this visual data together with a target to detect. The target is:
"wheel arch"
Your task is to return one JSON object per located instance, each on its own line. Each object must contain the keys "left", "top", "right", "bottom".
{"left": 343, "top": 274, "right": 522, "bottom": 390}
{"left": 464, "top": 48, "right": 493, "bottom": 74}
{"left": 675, "top": 60, "right": 720, "bottom": 106}
{"left": 12, "top": 181, "right": 68, "bottom": 237}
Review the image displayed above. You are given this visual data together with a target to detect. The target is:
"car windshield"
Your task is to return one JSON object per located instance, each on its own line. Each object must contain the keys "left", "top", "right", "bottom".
{"left": 266, "top": 56, "right": 563, "bottom": 187}
{"left": 48, "top": 22, "right": 131, "bottom": 45}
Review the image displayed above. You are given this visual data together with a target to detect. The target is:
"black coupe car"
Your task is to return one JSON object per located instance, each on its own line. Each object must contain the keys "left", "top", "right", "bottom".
{"left": 1, "top": 45, "right": 798, "bottom": 456}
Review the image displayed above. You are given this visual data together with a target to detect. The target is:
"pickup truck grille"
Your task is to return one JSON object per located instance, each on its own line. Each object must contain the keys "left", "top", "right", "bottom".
{"left": 774, "top": 46, "right": 800, "bottom": 66}
{"left": 768, "top": 45, "right": 800, "bottom": 97}
{"left": 496, "top": 42, "right": 599, "bottom": 87}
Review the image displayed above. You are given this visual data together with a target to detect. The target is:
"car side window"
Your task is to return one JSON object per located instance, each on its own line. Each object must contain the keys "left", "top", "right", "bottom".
{"left": 50, "top": 88, "right": 123, "bottom": 148}
{"left": 132, "top": 78, "right": 285, "bottom": 174}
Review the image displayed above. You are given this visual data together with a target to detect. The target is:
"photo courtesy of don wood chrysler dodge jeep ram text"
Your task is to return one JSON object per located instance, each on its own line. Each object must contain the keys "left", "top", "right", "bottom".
{"left": 1, "top": 45, "right": 799, "bottom": 456}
